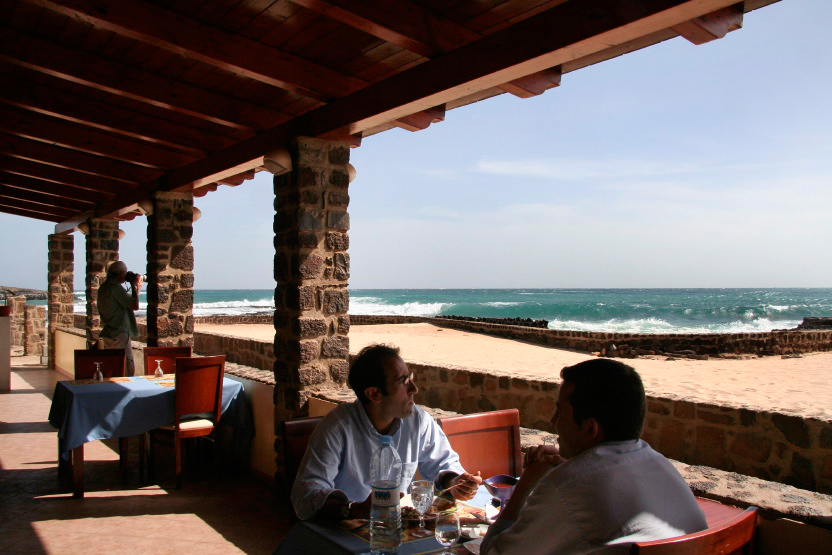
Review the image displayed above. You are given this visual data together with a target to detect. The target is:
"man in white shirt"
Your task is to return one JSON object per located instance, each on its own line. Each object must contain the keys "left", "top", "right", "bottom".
{"left": 291, "top": 344, "right": 483, "bottom": 521}
{"left": 481, "top": 359, "right": 707, "bottom": 554}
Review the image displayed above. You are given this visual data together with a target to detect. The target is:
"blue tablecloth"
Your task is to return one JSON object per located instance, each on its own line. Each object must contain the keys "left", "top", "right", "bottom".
{"left": 48, "top": 375, "right": 252, "bottom": 460}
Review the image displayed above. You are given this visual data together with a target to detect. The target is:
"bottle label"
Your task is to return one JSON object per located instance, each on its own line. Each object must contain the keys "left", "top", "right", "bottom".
{"left": 371, "top": 484, "right": 399, "bottom": 508}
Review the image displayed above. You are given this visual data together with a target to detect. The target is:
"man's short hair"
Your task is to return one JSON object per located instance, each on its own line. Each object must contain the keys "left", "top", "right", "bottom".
{"left": 107, "top": 260, "right": 127, "bottom": 277}
{"left": 560, "top": 358, "right": 645, "bottom": 441}
{"left": 348, "top": 344, "right": 401, "bottom": 404}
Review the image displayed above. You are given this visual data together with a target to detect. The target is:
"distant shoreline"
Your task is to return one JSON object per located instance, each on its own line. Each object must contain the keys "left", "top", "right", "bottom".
{"left": 0, "top": 286, "right": 47, "bottom": 300}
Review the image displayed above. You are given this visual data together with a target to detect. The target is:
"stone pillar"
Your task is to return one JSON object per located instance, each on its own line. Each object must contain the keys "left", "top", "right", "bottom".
{"left": 85, "top": 219, "right": 119, "bottom": 348}
{"left": 146, "top": 191, "right": 194, "bottom": 347}
{"left": 48, "top": 233, "right": 74, "bottom": 368}
{"left": 273, "top": 137, "right": 351, "bottom": 437}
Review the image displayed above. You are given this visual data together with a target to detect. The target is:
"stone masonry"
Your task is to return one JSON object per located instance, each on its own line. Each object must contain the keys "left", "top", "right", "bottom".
{"left": 273, "top": 137, "right": 352, "bottom": 476}
{"left": 85, "top": 219, "right": 119, "bottom": 348}
{"left": 48, "top": 233, "right": 74, "bottom": 367}
{"left": 145, "top": 191, "right": 195, "bottom": 347}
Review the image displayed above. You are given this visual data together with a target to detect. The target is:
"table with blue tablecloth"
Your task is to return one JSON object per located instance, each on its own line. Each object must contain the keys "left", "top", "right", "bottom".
{"left": 48, "top": 374, "right": 252, "bottom": 497}
{"left": 276, "top": 486, "right": 495, "bottom": 554}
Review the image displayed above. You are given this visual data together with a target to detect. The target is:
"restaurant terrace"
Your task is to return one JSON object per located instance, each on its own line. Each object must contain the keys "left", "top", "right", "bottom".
{"left": 2, "top": 0, "right": 832, "bottom": 553}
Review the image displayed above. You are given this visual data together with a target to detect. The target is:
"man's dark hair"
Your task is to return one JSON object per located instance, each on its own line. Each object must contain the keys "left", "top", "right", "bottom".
{"left": 348, "top": 344, "right": 401, "bottom": 405}
{"left": 560, "top": 358, "right": 645, "bottom": 441}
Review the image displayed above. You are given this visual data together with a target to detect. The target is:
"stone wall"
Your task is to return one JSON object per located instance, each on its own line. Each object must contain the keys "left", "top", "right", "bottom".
{"left": 194, "top": 328, "right": 275, "bottom": 371}
{"left": 7, "top": 296, "right": 26, "bottom": 347}
{"left": 3, "top": 296, "right": 45, "bottom": 356}
{"left": 351, "top": 315, "right": 832, "bottom": 357}
{"left": 405, "top": 360, "right": 832, "bottom": 494}
{"left": 194, "top": 314, "right": 273, "bottom": 325}
{"left": 24, "top": 305, "right": 46, "bottom": 355}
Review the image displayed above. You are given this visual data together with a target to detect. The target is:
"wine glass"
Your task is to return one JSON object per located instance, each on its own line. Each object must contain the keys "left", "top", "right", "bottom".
{"left": 543, "top": 434, "right": 559, "bottom": 454}
{"left": 435, "top": 512, "right": 460, "bottom": 554}
{"left": 410, "top": 479, "right": 434, "bottom": 538}
{"left": 93, "top": 361, "right": 104, "bottom": 382}
{"left": 154, "top": 359, "right": 164, "bottom": 378}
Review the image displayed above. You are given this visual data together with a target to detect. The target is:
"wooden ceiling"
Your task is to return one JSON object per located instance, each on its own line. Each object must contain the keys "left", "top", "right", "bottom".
{"left": 0, "top": 0, "right": 776, "bottom": 233}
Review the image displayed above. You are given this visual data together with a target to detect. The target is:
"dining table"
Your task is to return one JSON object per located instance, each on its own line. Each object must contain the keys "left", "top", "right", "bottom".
{"left": 275, "top": 486, "right": 495, "bottom": 554}
{"left": 48, "top": 373, "right": 252, "bottom": 497}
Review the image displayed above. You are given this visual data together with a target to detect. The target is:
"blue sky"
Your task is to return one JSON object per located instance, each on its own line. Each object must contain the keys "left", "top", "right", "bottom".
{"left": 2, "top": 0, "right": 830, "bottom": 291}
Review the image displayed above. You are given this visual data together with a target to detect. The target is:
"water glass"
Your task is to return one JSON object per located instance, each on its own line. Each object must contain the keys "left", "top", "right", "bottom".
{"left": 543, "top": 434, "right": 559, "bottom": 452}
{"left": 410, "top": 480, "right": 434, "bottom": 538}
{"left": 93, "top": 361, "right": 104, "bottom": 382}
{"left": 435, "top": 513, "right": 460, "bottom": 554}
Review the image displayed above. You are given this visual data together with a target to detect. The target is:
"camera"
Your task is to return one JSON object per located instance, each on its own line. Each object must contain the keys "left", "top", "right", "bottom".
{"left": 125, "top": 271, "right": 146, "bottom": 284}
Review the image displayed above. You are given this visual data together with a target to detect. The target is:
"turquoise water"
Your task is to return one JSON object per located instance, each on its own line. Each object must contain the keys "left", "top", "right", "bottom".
{"left": 68, "top": 288, "right": 832, "bottom": 334}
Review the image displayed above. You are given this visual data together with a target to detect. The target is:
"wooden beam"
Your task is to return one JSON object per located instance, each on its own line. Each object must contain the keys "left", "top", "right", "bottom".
{"left": 290, "top": 0, "right": 473, "bottom": 57}
{"left": 0, "top": 196, "right": 76, "bottom": 218}
{"left": 0, "top": 183, "right": 93, "bottom": 211}
{"left": 60, "top": 0, "right": 748, "bottom": 229}
{"left": 0, "top": 154, "right": 129, "bottom": 195}
{"left": 394, "top": 105, "right": 446, "bottom": 132}
{"left": 0, "top": 76, "right": 232, "bottom": 156}
{"left": 671, "top": 4, "right": 743, "bottom": 45}
{"left": 0, "top": 106, "right": 198, "bottom": 169}
{"left": 33, "top": 0, "right": 368, "bottom": 100}
{"left": 0, "top": 171, "right": 114, "bottom": 203}
{"left": 295, "top": 0, "right": 565, "bottom": 99}
{"left": 0, "top": 28, "right": 284, "bottom": 131}
{"left": 0, "top": 204, "right": 64, "bottom": 222}
{"left": 308, "top": 0, "right": 749, "bottom": 134}
{"left": 0, "top": 134, "right": 160, "bottom": 185}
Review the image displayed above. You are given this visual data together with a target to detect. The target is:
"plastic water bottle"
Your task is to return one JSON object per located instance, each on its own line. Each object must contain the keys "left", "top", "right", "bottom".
{"left": 370, "top": 435, "right": 402, "bottom": 554}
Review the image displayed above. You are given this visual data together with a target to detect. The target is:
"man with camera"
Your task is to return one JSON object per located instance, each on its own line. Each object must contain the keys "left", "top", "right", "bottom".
{"left": 97, "top": 260, "right": 143, "bottom": 376}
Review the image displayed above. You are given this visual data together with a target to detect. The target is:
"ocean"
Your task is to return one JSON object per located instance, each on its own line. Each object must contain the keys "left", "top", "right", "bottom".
{"left": 70, "top": 288, "right": 832, "bottom": 334}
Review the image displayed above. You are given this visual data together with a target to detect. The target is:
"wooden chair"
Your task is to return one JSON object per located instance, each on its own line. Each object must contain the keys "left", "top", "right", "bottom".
{"left": 138, "top": 346, "right": 193, "bottom": 477}
{"left": 142, "top": 346, "right": 192, "bottom": 375}
{"left": 437, "top": 408, "right": 522, "bottom": 479}
{"left": 73, "top": 348, "right": 129, "bottom": 476}
{"left": 149, "top": 355, "right": 226, "bottom": 488}
{"left": 282, "top": 416, "right": 323, "bottom": 490}
{"left": 73, "top": 348, "right": 126, "bottom": 379}
{"left": 631, "top": 506, "right": 758, "bottom": 554}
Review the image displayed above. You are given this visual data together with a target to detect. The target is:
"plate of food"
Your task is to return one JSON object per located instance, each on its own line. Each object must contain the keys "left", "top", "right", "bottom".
{"left": 400, "top": 495, "right": 457, "bottom": 521}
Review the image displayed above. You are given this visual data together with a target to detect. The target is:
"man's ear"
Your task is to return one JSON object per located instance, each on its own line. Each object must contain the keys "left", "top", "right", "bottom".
{"left": 581, "top": 417, "right": 604, "bottom": 445}
{"left": 365, "top": 386, "right": 383, "bottom": 404}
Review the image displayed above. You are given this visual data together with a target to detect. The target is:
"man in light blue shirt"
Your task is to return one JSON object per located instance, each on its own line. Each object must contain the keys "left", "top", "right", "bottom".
{"left": 291, "top": 344, "right": 483, "bottom": 521}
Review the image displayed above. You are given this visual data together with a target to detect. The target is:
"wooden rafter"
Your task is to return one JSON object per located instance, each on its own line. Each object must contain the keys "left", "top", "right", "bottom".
{"left": 31, "top": 0, "right": 369, "bottom": 100}
{"left": 294, "top": 0, "right": 564, "bottom": 98}
{"left": 0, "top": 28, "right": 283, "bottom": 131}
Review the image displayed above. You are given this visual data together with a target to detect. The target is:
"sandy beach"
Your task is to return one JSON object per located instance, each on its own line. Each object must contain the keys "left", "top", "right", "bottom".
{"left": 195, "top": 322, "right": 832, "bottom": 421}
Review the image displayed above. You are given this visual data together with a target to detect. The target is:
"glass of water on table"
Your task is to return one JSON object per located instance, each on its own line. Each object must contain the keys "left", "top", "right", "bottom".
{"left": 435, "top": 512, "right": 460, "bottom": 554}
{"left": 410, "top": 479, "right": 434, "bottom": 538}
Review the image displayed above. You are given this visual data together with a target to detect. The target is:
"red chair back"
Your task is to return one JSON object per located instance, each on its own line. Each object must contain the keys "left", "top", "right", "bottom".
{"left": 174, "top": 355, "right": 225, "bottom": 428}
{"left": 437, "top": 409, "right": 522, "bottom": 479}
{"left": 143, "top": 346, "right": 192, "bottom": 375}
{"left": 631, "top": 506, "right": 758, "bottom": 554}
{"left": 74, "top": 349, "right": 126, "bottom": 379}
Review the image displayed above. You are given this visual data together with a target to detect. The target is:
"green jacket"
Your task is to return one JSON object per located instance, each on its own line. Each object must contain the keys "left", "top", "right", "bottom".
{"left": 97, "top": 278, "right": 138, "bottom": 339}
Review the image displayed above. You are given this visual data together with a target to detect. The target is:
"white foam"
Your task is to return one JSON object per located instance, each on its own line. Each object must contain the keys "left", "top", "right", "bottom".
{"left": 349, "top": 298, "right": 448, "bottom": 317}
{"left": 483, "top": 302, "right": 523, "bottom": 307}
{"left": 547, "top": 316, "right": 799, "bottom": 334}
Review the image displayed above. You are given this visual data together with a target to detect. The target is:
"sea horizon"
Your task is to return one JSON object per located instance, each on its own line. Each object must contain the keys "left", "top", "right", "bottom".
{"left": 62, "top": 287, "right": 832, "bottom": 335}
